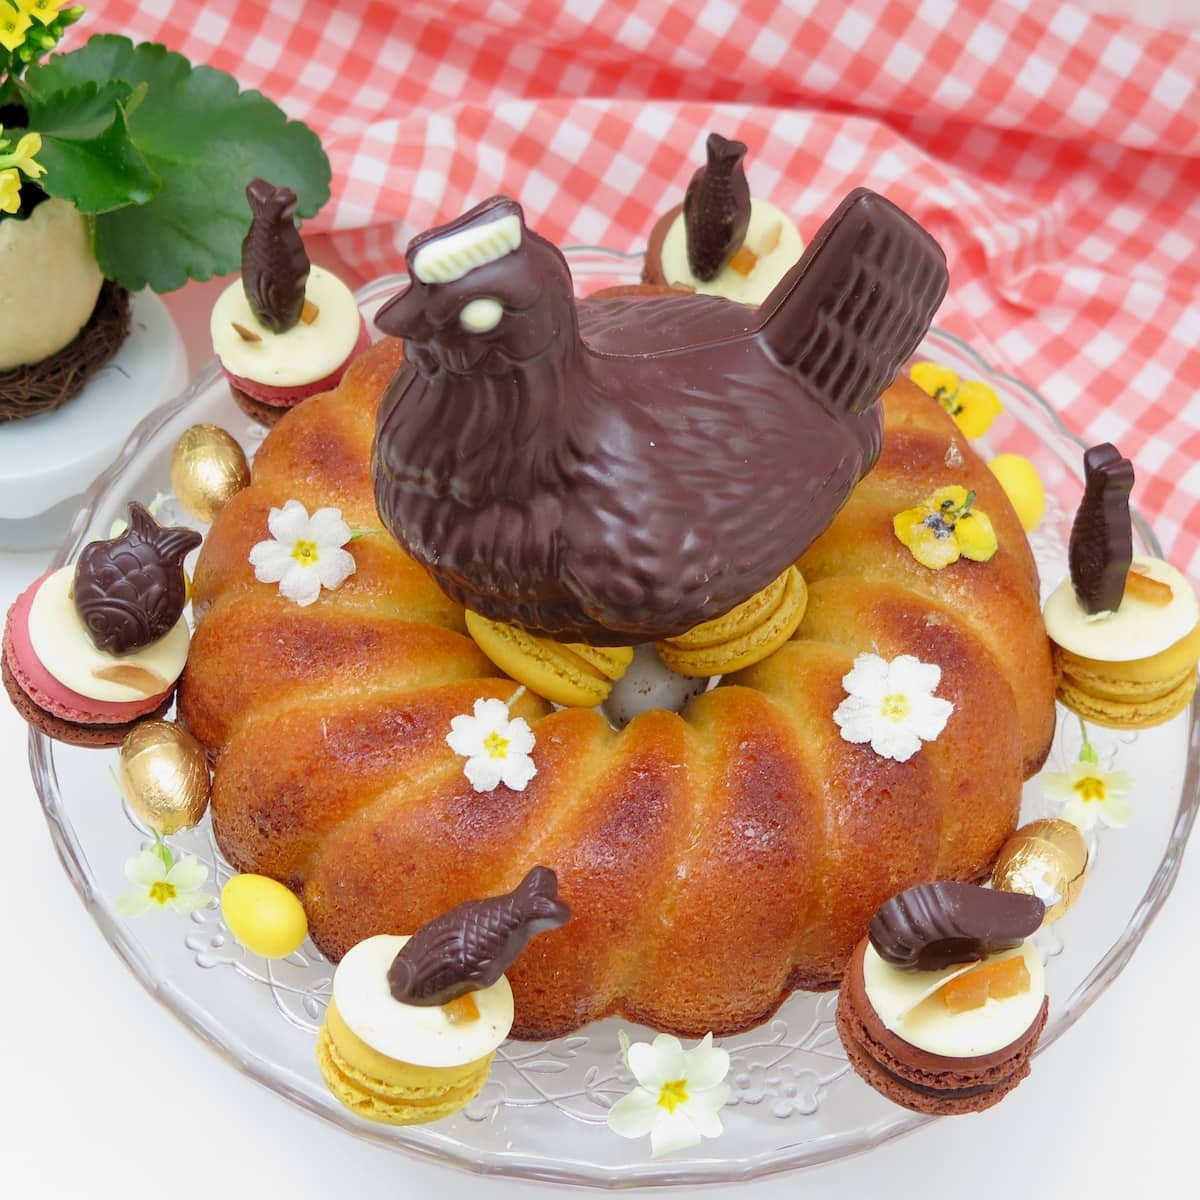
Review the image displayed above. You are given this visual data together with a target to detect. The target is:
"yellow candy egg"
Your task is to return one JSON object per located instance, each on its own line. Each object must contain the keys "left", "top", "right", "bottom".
{"left": 220, "top": 874, "right": 308, "bottom": 959}
{"left": 988, "top": 453, "right": 1046, "bottom": 532}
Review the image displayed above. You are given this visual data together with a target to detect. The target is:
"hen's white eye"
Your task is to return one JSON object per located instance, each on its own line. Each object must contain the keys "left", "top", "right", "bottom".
{"left": 459, "top": 297, "right": 503, "bottom": 333}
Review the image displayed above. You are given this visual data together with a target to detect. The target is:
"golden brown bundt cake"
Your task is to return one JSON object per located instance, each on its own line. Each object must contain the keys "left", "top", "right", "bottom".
{"left": 179, "top": 336, "right": 1056, "bottom": 1040}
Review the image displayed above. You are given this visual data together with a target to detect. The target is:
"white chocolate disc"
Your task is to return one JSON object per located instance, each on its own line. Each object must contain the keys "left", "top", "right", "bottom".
{"left": 27, "top": 567, "right": 189, "bottom": 703}
{"left": 332, "top": 934, "right": 514, "bottom": 1068}
{"left": 658, "top": 198, "right": 804, "bottom": 306}
{"left": 864, "top": 940, "right": 1045, "bottom": 1058}
{"left": 1044, "top": 556, "right": 1198, "bottom": 661}
{"left": 211, "top": 266, "right": 361, "bottom": 387}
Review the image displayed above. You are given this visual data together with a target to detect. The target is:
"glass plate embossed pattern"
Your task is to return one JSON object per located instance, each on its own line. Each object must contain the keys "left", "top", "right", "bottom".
{"left": 29, "top": 252, "right": 1200, "bottom": 1187}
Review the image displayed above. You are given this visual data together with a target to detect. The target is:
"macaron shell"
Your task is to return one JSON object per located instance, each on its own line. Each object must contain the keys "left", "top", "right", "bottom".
{"left": 224, "top": 319, "right": 370, "bottom": 407}
{"left": 1056, "top": 667, "right": 1196, "bottom": 730}
{"left": 316, "top": 1000, "right": 492, "bottom": 1125}
{"left": 464, "top": 610, "right": 631, "bottom": 708}
{"left": 660, "top": 567, "right": 807, "bottom": 677}
{"left": 3, "top": 646, "right": 170, "bottom": 748}
{"left": 1053, "top": 619, "right": 1200, "bottom": 728}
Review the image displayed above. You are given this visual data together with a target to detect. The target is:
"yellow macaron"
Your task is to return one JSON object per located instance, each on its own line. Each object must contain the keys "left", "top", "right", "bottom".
{"left": 465, "top": 610, "right": 633, "bottom": 707}
{"left": 656, "top": 566, "right": 808, "bottom": 677}
{"left": 1054, "top": 618, "right": 1200, "bottom": 729}
{"left": 316, "top": 998, "right": 493, "bottom": 1126}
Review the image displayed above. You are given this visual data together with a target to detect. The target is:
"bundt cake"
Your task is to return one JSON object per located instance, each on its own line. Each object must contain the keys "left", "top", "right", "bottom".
{"left": 179, "top": 328, "right": 1056, "bottom": 1040}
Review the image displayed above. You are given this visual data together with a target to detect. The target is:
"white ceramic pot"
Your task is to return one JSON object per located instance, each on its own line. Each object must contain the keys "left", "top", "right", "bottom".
{"left": 0, "top": 198, "right": 104, "bottom": 371}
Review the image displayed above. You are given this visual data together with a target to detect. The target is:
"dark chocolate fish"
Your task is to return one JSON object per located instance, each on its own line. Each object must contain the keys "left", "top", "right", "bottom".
{"left": 869, "top": 881, "right": 1045, "bottom": 972}
{"left": 388, "top": 866, "right": 570, "bottom": 1006}
{"left": 242, "top": 177, "right": 310, "bottom": 334}
{"left": 683, "top": 132, "right": 752, "bottom": 281}
{"left": 73, "top": 503, "right": 202, "bottom": 655}
{"left": 1069, "top": 442, "right": 1134, "bottom": 616}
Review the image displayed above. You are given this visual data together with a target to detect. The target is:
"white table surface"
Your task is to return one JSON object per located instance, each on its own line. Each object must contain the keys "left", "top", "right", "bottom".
{"left": 2, "top": 279, "right": 1196, "bottom": 1200}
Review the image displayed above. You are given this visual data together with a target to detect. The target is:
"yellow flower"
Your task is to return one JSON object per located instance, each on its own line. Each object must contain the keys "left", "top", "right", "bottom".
{"left": 0, "top": 1, "right": 32, "bottom": 52}
{"left": 19, "top": 0, "right": 68, "bottom": 26}
{"left": 8, "top": 131, "right": 46, "bottom": 179}
{"left": 910, "top": 362, "right": 1003, "bottom": 439}
{"left": 894, "top": 484, "right": 998, "bottom": 570}
{"left": 0, "top": 167, "right": 21, "bottom": 214}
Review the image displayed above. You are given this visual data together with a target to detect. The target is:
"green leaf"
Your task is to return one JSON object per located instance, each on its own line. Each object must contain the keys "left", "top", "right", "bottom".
{"left": 22, "top": 81, "right": 160, "bottom": 214}
{"left": 26, "top": 36, "right": 330, "bottom": 292}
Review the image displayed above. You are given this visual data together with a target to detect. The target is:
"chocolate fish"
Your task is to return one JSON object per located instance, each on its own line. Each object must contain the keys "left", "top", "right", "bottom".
{"left": 241, "top": 177, "right": 310, "bottom": 333}
{"left": 869, "top": 881, "right": 1045, "bottom": 972}
{"left": 1069, "top": 442, "right": 1134, "bottom": 615}
{"left": 388, "top": 867, "right": 570, "bottom": 1006}
{"left": 683, "top": 132, "right": 751, "bottom": 281}
{"left": 73, "top": 503, "right": 202, "bottom": 655}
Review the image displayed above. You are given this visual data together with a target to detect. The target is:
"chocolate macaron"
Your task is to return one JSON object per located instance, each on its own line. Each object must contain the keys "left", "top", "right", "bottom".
{"left": 836, "top": 882, "right": 1049, "bottom": 1115}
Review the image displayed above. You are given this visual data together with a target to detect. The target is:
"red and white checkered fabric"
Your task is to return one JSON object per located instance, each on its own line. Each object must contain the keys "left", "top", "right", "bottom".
{"left": 83, "top": 0, "right": 1200, "bottom": 573}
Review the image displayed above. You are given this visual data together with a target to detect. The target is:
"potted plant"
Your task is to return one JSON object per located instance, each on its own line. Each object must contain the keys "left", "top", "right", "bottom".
{"left": 0, "top": 1, "right": 330, "bottom": 420}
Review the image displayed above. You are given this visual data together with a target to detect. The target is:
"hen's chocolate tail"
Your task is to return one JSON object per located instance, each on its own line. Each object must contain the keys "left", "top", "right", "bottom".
{"left": 756, "top": 188, "right": 948, "bottom": 417}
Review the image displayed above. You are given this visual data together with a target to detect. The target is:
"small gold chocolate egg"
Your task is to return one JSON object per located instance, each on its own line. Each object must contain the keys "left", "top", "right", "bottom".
{"left": 118, "top": 721, "right": 211, "bottom": 835}
{"left": 170, "top": 424, "right": 250, "bottom": 523}
{"left": 992, "top": 818, "right": 1088, "bottom": 924}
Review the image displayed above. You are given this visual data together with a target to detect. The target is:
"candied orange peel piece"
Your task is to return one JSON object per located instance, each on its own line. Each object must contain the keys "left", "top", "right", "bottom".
{"left": 301, "top": 298, "right": 320, "bottom": 324}
{"left": 939, "top": 955, "right": 1030, "bottom": 1013}
{"left": 728, "top": 245, "right": 758, "bottom": 276}
{"left": 442, "top": 993, "right": 481, "bottom": 1024}
{"left": 231, "top": 321, "right": 261, "bottom": 343}
{"left": 1125, "top": 569, "right": 1173, "bottom": 606}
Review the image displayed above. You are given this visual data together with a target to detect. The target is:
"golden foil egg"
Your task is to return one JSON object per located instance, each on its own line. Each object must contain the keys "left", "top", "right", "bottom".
{"left": 118, "top": 721, "right": 211, "bottom": 835}
{"left": 992, "top": 818, "right": 1088, "bottom": 924}
{"left": 170, "top": 424, "right": 250, "bottom": 523}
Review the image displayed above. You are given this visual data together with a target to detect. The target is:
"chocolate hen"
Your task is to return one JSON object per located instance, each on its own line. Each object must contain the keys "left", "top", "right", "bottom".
{"left": 73, "top": 503, "right": 201, "bottom": 655}
{"left": 387, "top": 867, "right": 570, "bottom": 1006}
{"left": 373, "top": 191, "right": 948, "bottom": 643}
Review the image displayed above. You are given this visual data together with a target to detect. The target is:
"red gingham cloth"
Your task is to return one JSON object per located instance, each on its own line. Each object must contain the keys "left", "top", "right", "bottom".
{"left": 81, "top": 0, "right": 1200, "bottom": 574}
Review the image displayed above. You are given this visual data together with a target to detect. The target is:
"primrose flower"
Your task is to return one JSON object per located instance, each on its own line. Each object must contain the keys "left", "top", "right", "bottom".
{"left": 1042, "top": 724, "right": 1134, "bottom": 832}
{"left": 116, "top": 843, "right": 212, "bottom": 918}
{"left": 894, "top": 484, "right": 998, "bottom": 570}
{"left": 0, "top": 167, "right": 20, "bottom": 214}
{"left": 249, "top": 499, "right": 357, "bottom": 607}
{"left": 447, "top": 696, "right": 537, "bottom": 793}
{"left": 911, "top": 362, "right": 1003, "bottom": 439}
{"left": 833, "top": 652, "right": 955, "bottom": 763}
{"left": 607, "top": 1031, "right": 732, "bottom": 1158}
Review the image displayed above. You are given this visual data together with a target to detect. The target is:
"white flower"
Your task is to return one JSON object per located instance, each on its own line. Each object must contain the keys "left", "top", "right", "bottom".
{"left": 1042, "top": 758, "right": 1134, "bottom": 833}
{"left": 116, "top": 847, "right": 212, "bottom": 917}
{"left": 607, "top": 1032, "right": 732, "bottom": 1158}
{"left": 248, "top": 499, "right": 356, "bottom": 607}
{"left": 832, "top": 652, "right": 954, "bottom": 762}
{"left": 446, "top": 697, "right": 537, "bottom": 792}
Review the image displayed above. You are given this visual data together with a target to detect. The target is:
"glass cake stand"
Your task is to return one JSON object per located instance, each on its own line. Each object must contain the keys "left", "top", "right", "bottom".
{"left": 27, "top": 251, "right": 1200, "bottom": 1187}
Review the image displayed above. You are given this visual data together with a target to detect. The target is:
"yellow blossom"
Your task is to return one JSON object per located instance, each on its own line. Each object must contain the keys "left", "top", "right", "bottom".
{"left": 19, "top": 0, "right": 68, "bottom": 26}
{"left": 8, "top": 131, "right": 46, "bottom": 179}
{"left": 910, "top": 361, "right": 1003, "bottom": 439}
{"left": 0, "top": 167, "right": 21, "bottom": 214}
{"left": 894, "top": 484, "right": 998, "bottom": 570}
{"left": 0, "top": 2, "right": 32, "bottom": 52}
